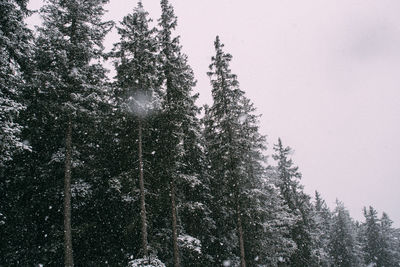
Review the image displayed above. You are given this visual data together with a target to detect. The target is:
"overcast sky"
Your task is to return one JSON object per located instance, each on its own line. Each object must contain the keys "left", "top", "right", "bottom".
{"left": 27, "top": 0, "right": 400, "bottom": 226}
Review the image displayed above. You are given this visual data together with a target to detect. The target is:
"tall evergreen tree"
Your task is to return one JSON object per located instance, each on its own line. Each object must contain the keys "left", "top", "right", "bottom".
{"left": 0, "top": 0, "right": 32, "bottom": 263}
{"left": 29, "top": 0, "right": 112, "bottom": 265}
{"left": 0, "top": 0, "right": 31, "bottom": 166}
{"left": 380, "top": 212, "right": 400, "bottom": 266}
{"left": 243, "top": 167, "right": 297, "bottom": 266}
{"left": 112, "top": 1, "right": 159, "bottom": 259}
{"left": 204, "top": 35, "right": 274, "bottom": 267}
{"left": 203, "top": 35, "right": 246, "bottom": 266}
{"left": 362, "top": 207, "right": 399, "bottom": 267}
{"left": 272, "top": 138, "right": 314, "bottom": 266}
{"left": 329, "top": 201, "right": 357, "bottom": 267}
{"left": 156, "top": 0, "right": 206, "bottom": 265}
{"left": 363, "top": 206, "right": 382, "bottom": 266}
{"left": 311, "top": 191, "right": 332, "bottom": 266}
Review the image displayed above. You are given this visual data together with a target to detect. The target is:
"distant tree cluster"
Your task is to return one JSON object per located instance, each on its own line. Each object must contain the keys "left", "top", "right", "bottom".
{"left": 1, "top": 0, "right": 399, "bottom": 266}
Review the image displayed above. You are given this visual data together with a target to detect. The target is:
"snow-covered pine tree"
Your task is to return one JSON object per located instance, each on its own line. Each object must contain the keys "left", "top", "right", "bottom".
{"left": 379, "top": 212, "right": 400, "bottom": 266}
{"left": 378, "top": 212, "right": 400, "bottom": 266}
{"left": 311, "top": 191, "right": 332, "bottom": 266}
{"left": 0, "top": 0, "right": 33, "bottom": 263}
{"left": 243, "top": 167, "right": 297, "bottom": 266}
{"left": 235, "top": 97, "right": 297, "bottom": 266}
{"left": 204, "top": 35, "right": 272, "bottom": 267}
{"left": 362, "top": 206, "right": 399, "bottom": 266}
{"left": 156, "top": 0, "right": 207, "bottom": 265}
{"left": 32, "top": 0, "right": 113, "bottom": 265}
{"left": 363, "top": 206, "right": 382, "bottom": 266}
{"left": 380, "top": 212, "right": 400, "bottom": 266}
{"left": 203, "top": 35, "right": 246, "bottom": 266}
{"left": 329, "top": 200, "right": 358, "bottom": 267}
{"left": 272, "top": 138, "right": 314, "bottom": 266}
{"left": 0, "top": 0, "right": 31, "bottom": 166}
{"left": 112, "top": 1, "right": 160, "bottom": 260}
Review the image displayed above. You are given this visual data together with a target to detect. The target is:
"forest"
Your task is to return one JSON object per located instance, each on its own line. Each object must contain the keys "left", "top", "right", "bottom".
{"left": 1, "top": 0, "right": 399, "bottom": 266}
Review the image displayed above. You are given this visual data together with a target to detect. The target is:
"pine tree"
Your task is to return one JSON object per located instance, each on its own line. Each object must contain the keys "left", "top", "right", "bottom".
{"left": 0, "top": 1, "right": 36, "bottom": 264}
{"left": 379, "top": 212, "right": 399, "bottom": 267}
{"left": 156, "top": 0, "right": 205, "bottom": 265}
{"left": 0, "top": 0, "right": 31, "bottom": 166}
{"left": 380, "top": 213, "right": 400, "bottom": 266}
{"left": 363, "top": 206, "right": 381, "bottom": 266}
{"left": 204, "top": 35, "right": 273, "bottom": 267}
{"left": 329, "top": 200, "right": 357, "bottom": 267}
{"left": 31, "top": 0, "right": 112, "bottom": 265}
{"left": 204, "top": 36, "right": 245, "bottom": 266}
{"left": 362, "top": 207, "right": 398, "bottom": 267}
{"left": 112, "top": 1, "right": 159, "bottom": 259}
{"left": 272, "top": 138, "right": 314, "bottom": 266}
{"left": 243, "top": 167, "right": 297, "bottom": 266}
{"left": 311, "top": 191, "right": 332, "bottom": 266}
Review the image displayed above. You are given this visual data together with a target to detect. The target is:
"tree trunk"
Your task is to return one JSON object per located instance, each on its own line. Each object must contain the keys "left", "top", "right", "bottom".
{"left": 170, "top": 179, "right": 180, "bottom": 267}
{"left": 64, "top": 119, "right": 74, "bottom": 267}
{"left": 237, "top": 202, "right": 246, "bottom": 267}
{"left": 138, "top": 119, "right": 148, "bottom": 257}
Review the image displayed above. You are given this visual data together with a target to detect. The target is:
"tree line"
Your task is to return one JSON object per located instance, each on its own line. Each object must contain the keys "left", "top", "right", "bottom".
{"left": 1, "top": 0, "right": 399, "bottom": 266}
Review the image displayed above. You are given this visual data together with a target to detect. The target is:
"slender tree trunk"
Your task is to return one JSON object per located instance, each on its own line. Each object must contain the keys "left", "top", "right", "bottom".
{"left": 237, "top": 202, "right": 246, "bottom": 267}
{"left": 64, "top": 119, "right": 74, "bottom": 267}
{"left": 138, "top": 119, "right": 148, "bottom": 257}
{"left": 170, "top": 178, "right": 180, "bottom": 267}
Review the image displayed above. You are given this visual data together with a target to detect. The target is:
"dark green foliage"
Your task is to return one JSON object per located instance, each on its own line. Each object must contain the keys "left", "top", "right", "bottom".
{"left": 362, "top": 207, "right": 400, "bottom": 267}
{"left": 2, "top": 0, "right": 400, "bottom": 266}
{"left": 273, "top": 138, "right": 315, "bottom": 266}
{"left": 363, "top": 206, "right": 382, "bottom": 266}
{"left": 204, "top": 36, "right": 296, "bottom": 266}
{"left": 329, "top": 201, "right": 357, "bottom": 267}
{"left": 1, "top": 0, "right": 114, "bottom": 265}
{"left": 311, "top": 191, "right": 332, "bottom": 266}
{"left": 111, "top": 0, "right": 162, "bottom": 261}
{"left": 380, "top": 213, "right": 400, "bottom": 266}
{"left": 0, "top": 0, "right": 32, "bottom": 165}
{"left": 203, "top": 36, "right": 248, "bottom": 264}
{"left": 156, "top": 1, "right": 212, "bottom": 266}
{"left": 0, "top": 0, "right": 35, "bottom": 264}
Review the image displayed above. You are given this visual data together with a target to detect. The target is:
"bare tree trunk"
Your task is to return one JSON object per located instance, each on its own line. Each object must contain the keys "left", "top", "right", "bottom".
{"left": 237, "top": 202, "right": 246, "bottom": 267}
{"left": 64, "top": 119, "right": 74, "bottom": 267}
{"left": 138, "top": 120, "right": 148, "bottom": 257}
{"left": 170, "top": 179, "right": 180, "bottom": 267}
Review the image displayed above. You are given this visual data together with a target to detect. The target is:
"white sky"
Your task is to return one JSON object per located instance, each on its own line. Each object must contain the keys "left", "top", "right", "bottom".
{"left": 27, "top": 0, "right": 400, "bottom": 226}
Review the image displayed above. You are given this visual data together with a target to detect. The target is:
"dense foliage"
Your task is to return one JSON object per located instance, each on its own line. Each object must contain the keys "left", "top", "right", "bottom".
{"left": 1, "top": 0, "right": 399, "bottom": 266}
